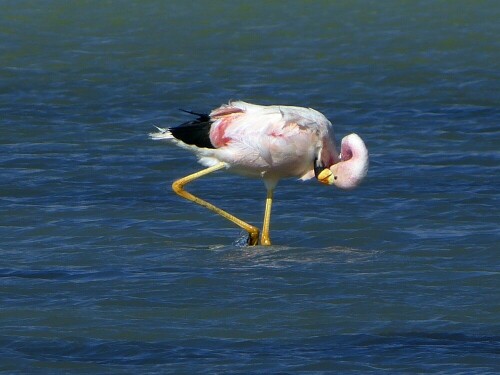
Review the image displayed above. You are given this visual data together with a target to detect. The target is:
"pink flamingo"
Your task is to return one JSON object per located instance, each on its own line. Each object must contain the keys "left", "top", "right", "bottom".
{"left": 151, "top": 101, "right": 368, "bottom": 246}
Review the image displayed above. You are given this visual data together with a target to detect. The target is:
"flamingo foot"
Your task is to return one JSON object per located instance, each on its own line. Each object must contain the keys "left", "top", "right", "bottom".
{"left": 247, "top": 230, "right": 260, "bottom": 246}
{"left": 261, "top": 236, "right": 272, "bottom": 246}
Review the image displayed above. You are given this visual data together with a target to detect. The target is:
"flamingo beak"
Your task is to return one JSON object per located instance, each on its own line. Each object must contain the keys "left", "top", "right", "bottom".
{"left": 317, "top": 168, "right": 335, "bottom": 185}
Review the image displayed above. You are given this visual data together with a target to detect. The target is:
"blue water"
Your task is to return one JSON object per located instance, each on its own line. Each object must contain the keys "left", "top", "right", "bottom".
{"left": 1, "top": 1, "right": 499, "bottom": 373}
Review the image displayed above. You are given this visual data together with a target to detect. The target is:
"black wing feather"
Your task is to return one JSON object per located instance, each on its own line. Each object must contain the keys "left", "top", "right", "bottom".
{"left": 169, "top": 110, "right": 215, "bottom": 149}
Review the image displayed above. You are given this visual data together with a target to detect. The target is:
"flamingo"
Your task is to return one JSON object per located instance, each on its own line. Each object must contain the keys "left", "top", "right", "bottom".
{"left": 150, "top": 100, "right": 368, "bottom": 246}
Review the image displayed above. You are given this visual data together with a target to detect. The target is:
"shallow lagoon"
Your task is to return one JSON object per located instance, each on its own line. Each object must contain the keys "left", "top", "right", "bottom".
{"left": 1, "top": 1, "right": 499, "bottom": 373}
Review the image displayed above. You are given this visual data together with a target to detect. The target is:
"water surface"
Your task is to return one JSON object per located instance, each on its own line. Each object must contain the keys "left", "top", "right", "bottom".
{"left": 1, "top": 1, "right": 499, "bottom": 373}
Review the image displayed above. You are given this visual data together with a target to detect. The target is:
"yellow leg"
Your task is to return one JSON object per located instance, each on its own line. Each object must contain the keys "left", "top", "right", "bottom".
{"left": 260, "top": 188, "right": 274, "bottom": 246}
{"left": 171, "top": 162, "right": 260, "bottom": 246}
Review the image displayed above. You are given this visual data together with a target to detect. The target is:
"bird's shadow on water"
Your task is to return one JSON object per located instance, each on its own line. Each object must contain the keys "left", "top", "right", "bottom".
{"left": 148, "top": 228, "right": 381, "bottom": 270}
{"left": 190, "top": 231, "right": 382, "bottom": 269}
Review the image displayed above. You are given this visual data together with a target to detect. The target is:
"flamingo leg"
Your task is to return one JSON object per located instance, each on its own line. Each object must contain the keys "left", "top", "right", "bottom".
{"left": 260, "top": 188, "right": 274, "bottom": 246}
{"left": 171, "top": 162, "right": 260, "bottom": 246}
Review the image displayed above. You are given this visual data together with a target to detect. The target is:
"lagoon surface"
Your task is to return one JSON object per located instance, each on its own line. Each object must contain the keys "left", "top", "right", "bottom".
{"left": 1, "top": 1, "right": 499, "bottom": 373}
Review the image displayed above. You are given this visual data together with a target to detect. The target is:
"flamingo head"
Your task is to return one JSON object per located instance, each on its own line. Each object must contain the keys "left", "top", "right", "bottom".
{"left": 317, "top": 133, "right": 369, "bottom": 190}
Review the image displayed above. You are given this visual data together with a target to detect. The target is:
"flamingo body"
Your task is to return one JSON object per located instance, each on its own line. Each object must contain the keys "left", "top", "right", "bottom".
{"left": 151, "top": 101, "right": 368, "bottom": 245}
